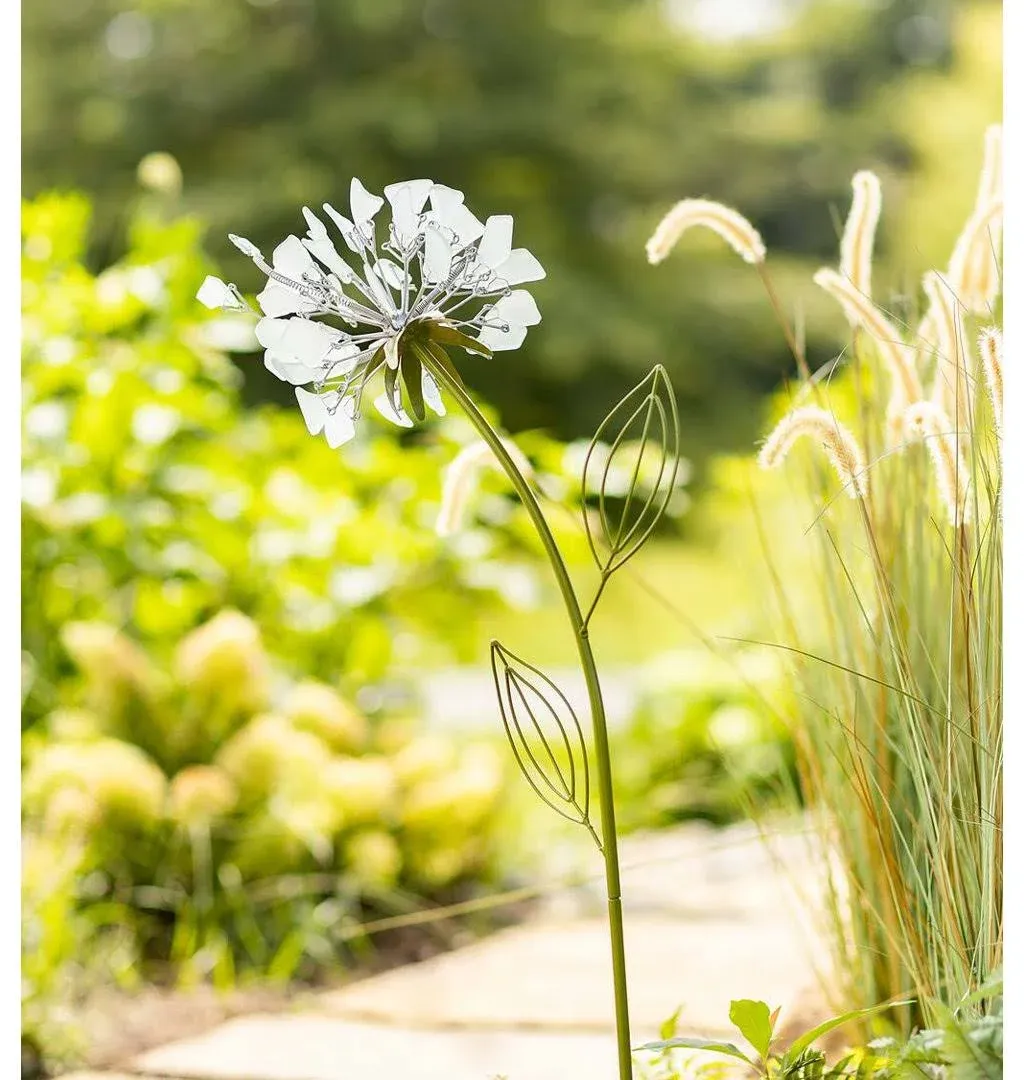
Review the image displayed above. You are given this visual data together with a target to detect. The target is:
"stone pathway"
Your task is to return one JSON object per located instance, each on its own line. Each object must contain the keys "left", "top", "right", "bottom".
{"left": 66, "top": 818, "right": 833, "bottom": 1080}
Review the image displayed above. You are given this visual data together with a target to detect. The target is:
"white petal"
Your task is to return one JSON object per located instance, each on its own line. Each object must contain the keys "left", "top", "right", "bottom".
{"left": 228, "top": 234, "right": 262, "bottom": 260}
{"left": 423, "top": 226, "right": 453, "bottom": 282}
{"left": 374, "top": 258, "right": 406, "bottom": 290}
{"left": 255, "top": 317, "right": 341, "bottom": 366}
{"left": 374, "top": 391, "right": 414, "bottom": 428}
{"left": 490, "top": 248, "right": 545, "bottom": 287}
{"left": 477, "top": 215, "right": 514, "bottom": 269}
{"left": 384, "top": 335, "right": 401, "bottom": 370}
{"left": 477, "top": 322, "right": 529, "bottom": 352}
{"left": 323, "top": 341, "right": 362, "bottom": 376}
{"left": 272, "top": 235, "right": 316, "bottom": 279}
{"left": 257, "top": 280, "right": 312, "bottom": 317}
{"left": 422, "top": 369, "right": 446, "bottom": 417}
{"left": 429, "top": 184, "right": 466, "bottom": 217}
{"left": 264, "top": 351, "right": 288, "bottom": 380}
{"left": 302, "top": 237, "right": 354, "bottom": 283}
{"left": 323, "top": 203, "right": 361, "bottom": 253}
{"left": 444, "top": 204, "right": 485, "bottom": 248}
{"left": 385, "top": 179, "right": 433, "bottom": 244}
{"left": 295, "top": 387, "right": 328, "bottom": 436}
{"left": 360, "top": 259, "right": 394, "bottom": 310}
{"left": 196, "top": 275, "right": 239, "bottom": 310}
{"left": 302, "top": 206, "right": 329, "bottom": 241}
{"left": 385, "top": 178, "right": 434, "bottom": 213}
{"left": 264, "top": 351, "right": 318, "bottom": 386}
{"left": 323, "top": 399, "right": 357, "bottom": 448}
{"left": 492, "top": 290, "right": 541, "bottom": 327}
{"left": 350, "top": 178, "right": 384, "bottom": 223}
{"left": 428, "top": 184, "right": 484, "bottom": 247}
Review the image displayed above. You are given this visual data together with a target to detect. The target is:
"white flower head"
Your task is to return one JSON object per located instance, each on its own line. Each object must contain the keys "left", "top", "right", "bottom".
{"left": 200, "top": 179, "right": 545, "bottom": 447}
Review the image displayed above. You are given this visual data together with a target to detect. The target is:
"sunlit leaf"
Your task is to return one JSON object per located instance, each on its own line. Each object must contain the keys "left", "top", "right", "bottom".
{"left": 729, "top": 998, "right": 774, "bottom": 1059}
{"left": 634, "top": 1035, "right": 754, "bottom": 1066}
{"left": 782, "top": 1001, "right": 913, "bottom": 1065}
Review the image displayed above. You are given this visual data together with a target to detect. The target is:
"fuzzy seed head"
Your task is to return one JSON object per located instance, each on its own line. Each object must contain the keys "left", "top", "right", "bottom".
{"left": 903, "top": 401, "right": 972, "bottom": 526}
{"left": 646, "top": 199, "right": 766, "bottom": 266}
{"left": 758, "top": 405, "right": 868, "bottom": 499}
{"left": 947, "top": 198, "right": 1003, "bottom": 314}
{"left": 436, "top": 439, "right": 534, "bottom": 537}
{"left": 840, "top": 171, "right": 882, "bottom": 298}
{"left": 922, "top": 271, "right": 973, "bottom": 430}
{"left": 813, "top": 268, "right": 923, "bottom": 403}
{"left": 978, "top": 326, "right": 1002, "bottom": 444}
{"left": 954, "top": 125, "right": 1003, "bottom": 312}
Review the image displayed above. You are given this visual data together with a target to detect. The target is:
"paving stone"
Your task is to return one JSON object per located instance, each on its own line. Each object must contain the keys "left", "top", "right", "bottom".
{"left": 127, "top": 820, "right": 833, "bottom": 1080}
{"left": 59, "top": 1074, "right": 145, "bottom": 1079}
{"left": 134, "top": 1014, "right": 629, "bottom": 1080}
{"left": 58, "top": 1071, "right": 151, "bottom": 1080}
{"left": 314, "top": 820, "right": 829, "bottom": 1038}
{"left": 316, "top": 913, "right": 822, "bottom": 1037}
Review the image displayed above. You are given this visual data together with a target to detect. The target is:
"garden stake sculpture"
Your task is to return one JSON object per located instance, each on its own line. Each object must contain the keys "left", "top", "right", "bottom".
{"left": 199, "top": 178, "right": 681, "bottom": 1080}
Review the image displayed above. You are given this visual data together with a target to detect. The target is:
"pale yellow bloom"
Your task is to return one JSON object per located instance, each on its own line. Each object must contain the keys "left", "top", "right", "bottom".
{"left": 646, "top": 198, "right": 766, "bottom": 266}
{"left": 813, "top": 268, "right": 923, "bottom": 404}
{"left": 903, "top": 401, "right": 972, "bottom": 526}
{"left": 840, "top": 171, "right": 882, "bottom": 298}
{"left": 169, "top": 765, "right": 238, "bottom": 827}
{"left": 758, "top": 406, "right": 868, "bottom": 498}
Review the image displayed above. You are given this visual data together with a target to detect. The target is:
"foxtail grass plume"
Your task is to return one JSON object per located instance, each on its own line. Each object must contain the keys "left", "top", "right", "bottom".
{"left": 646, "top": 199, "right": 766, "bottom": 266}
{"left": 947, "top": 198, "right": 1003, "bottom": 315}
{"left": 903, "top": 401, "right": 972, "bottom": 526}
{"left": 758, "top": 406, "right": 868, "bottom": 499}
{"left": 948, "top": 125, "right": 1002, "bottom": 313}
{"left": 978, "top": 327, "right": 1003, "bottom": 444}
{"left": 922, "top": 271, "right": 972, "bottom": 430}
{"left": 436, "top": 438, "right": 534, "bottom": 537}
{"left": 813, "top": 268, "right": 923, "bottom": 404}
{"left": 840, "top": 171, "right": 882, "bottom": 298}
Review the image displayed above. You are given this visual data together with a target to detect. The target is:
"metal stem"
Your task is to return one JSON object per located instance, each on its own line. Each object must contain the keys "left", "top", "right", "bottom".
{"left": 419, "top": 346, "right": 634, "bottom": 1080}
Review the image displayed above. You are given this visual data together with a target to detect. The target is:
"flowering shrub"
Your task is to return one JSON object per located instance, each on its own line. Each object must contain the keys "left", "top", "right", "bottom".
{"left": 22, "top": 612, "right": 508, "bottom": 984}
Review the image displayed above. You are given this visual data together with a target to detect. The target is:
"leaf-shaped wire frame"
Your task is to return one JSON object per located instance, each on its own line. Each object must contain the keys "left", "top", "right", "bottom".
{"left": 490, "top": 641, "right": 601, "bottom": 849}
{"left": 582, "top": 364, "right": 680, "bottom": 578}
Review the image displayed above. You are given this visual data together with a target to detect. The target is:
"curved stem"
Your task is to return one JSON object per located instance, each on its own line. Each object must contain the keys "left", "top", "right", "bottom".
{"left": 417, "top": 342, "right": 634, "bottom": 1080}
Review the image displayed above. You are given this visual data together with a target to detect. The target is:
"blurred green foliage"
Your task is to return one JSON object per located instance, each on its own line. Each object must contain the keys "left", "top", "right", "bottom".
{"left": 21, "top": 191, "right": 582, "bottom": 729}
{"left": 612, "top": 648, "right": 798, "bottom": 830}
{"left": 22, "top": 0, "right": 981, "bottom": 464}
{"left": 22, "top": 834, "right": 139, "bottom": 1074}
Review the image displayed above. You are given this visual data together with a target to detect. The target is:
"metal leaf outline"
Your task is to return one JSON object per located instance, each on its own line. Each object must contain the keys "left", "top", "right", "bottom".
{"left": 489, "top": 640, "right": 597, "bottom": 842}
{"left": 581, "top": 364, "right": 680, "bottom": 576}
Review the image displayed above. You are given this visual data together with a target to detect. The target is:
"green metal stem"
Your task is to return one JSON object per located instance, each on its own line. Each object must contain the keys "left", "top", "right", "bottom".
{"left": 418, "top": 344, "right": 633, "bottom": 1080}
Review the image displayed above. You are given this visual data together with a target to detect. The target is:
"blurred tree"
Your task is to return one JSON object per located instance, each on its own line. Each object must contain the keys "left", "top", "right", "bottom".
{"left": 22, "top": 0, "right": 994, "bottom": 464}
